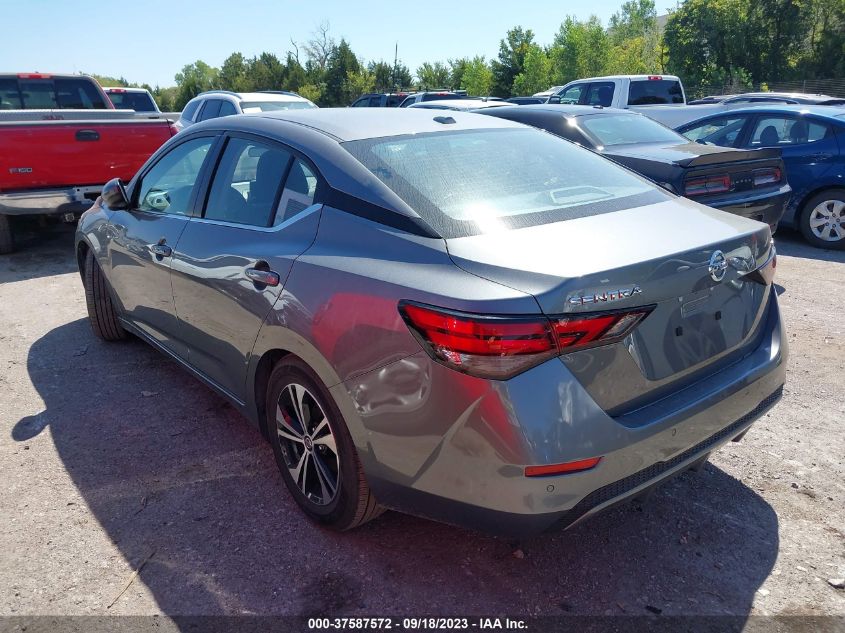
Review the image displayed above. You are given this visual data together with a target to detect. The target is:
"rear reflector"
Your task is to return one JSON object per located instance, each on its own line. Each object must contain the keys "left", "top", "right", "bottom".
{"left": 685, "top": 174, "right": 730, "bottom": 197}
{"left": 525, "top": 456, "right": 603, "bottom": 477}
{"left": 752, "top": 167, "right": 782, "bottom": 186}
{"left": 399, "top": 302, "right": 652, "bottom": 379}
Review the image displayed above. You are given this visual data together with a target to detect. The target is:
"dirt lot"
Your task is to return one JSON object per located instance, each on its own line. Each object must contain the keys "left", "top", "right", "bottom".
{"left": 0, "top": 222, "right": 843, "bottom": 624}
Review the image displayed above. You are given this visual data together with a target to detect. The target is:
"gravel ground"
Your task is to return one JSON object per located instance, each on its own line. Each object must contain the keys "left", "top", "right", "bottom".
{"left": 0, "top": 222, "right": 843, "bottom": 623}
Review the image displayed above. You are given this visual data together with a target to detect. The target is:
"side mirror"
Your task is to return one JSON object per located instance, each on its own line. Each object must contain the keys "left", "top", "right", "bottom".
{"left": 547, "top": 95, "right": 562, "bottom": 104}
{"left": 102, "top": 178, "right": 129, "bottom": 210}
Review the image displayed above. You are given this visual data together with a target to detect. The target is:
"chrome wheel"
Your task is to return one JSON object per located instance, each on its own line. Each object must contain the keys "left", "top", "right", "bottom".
{"left": 808, "top": 199, "right": 845, "bottom": 242}
{"left": 276, "top": 383, "right": 340, "bottom": 506}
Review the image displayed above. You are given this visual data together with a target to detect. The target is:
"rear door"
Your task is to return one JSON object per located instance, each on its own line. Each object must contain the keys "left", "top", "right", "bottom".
{"left": 170, "top": 133, "right": 322, "bottom": 401}
{"left": 107, "top": 134, "right": 218, "bottom": 357}
{"left": 742, "top": 114, "right": 839, "bottom": 203}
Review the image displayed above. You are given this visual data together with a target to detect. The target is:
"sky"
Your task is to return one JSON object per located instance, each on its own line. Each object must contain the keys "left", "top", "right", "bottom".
{"left": 0, "top": 0, "right": 672, "bottom": 87}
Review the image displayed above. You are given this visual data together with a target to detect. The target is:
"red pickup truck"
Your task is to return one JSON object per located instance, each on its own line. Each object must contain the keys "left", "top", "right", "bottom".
{"left": 0, "top": 74, "right": 177, "bottom": 252}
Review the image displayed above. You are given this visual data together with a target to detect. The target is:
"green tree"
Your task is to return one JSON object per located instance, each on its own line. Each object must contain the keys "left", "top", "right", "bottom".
{"left": 461, "top": 56, "right": 494, "bottom": 95}
{"left": 513, "top": 44, "right": 552, "bottom": 95}
{"left": 323, "top": 39, "right": 361, "bottom": 105}
{"left": 549, "top": 16, "right": 610, "bottom": 85}
{"left": 449, "top": 58, "right": 470, "bottom": 90}
{"left": 415, "top": 61, "right": 451, "bottom": 89}
{"left": 174, "top": 60, "right": 219, "bottom": 109}
{"left": 491, "top": 26, "right": 536, "bottom": 96}
{"left": 219, "top": 53, "right": 248, "bottom": 91}
{"left": 284, "top": 53, "right": 308, "bottom": 92}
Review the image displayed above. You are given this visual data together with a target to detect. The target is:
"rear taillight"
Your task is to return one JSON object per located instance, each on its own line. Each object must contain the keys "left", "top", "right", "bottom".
{"left": 18, "top": 73, "right": 51, "bottom": 79}
{"left": 685, "top": 174, "right": 731, "bottom": 197}
{"left": 752, "top": 167, "right": 782, "bottom": 187}
{"left": 647, "top": 75, "right": 663, "bottom": 81}
{"left": 399, "top": 302, "right": 652, "bottom": 379}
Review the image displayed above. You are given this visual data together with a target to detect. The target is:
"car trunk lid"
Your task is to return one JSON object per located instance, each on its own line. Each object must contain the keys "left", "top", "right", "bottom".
{"left": 445, "top": 197, "right": 774, "bottom": 414}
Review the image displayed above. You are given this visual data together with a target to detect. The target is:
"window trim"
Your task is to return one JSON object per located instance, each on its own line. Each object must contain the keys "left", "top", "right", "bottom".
{"left": 194, "top": 131, "right": 325, "bottom": 230}
{"left": 129, "top": 133, "right": 224, "bottom": 217}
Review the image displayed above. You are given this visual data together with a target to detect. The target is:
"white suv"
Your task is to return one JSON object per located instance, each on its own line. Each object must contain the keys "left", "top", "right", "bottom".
{"left": 174, "top": 90, "right": 317, "bottom": 132}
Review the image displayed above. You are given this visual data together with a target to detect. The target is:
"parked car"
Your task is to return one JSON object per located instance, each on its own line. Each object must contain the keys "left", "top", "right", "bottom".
{"left": 0, "top": 73, "right": 177, "bottom": 253}
{"left": 678, "top": 105, "right": 845, "bottom": 248}
{"left": 350, "top": 93, "right": 414, "bottom": 107}
{"left": 397, "top": 91, "right": 466, "bottom": 107}
{"left": 408, "top": 99, "right": 509, "bottom": 112}
{"left": 76, "top": 108, "right": 785, "bottom": 536}
{"left": 175, "top": 90, "right": 316, "bottom": 132}
{"left": 506, "top": 97, "right": 546, "bottom": 105}
{"left": 480, "top": 104, "right": 790, "bottom": 232}
{"left": 104, "top": 87, "right": 160, "bottom": 113}
{"left": 716, "top": 92, "right": 845, "bottom": 106}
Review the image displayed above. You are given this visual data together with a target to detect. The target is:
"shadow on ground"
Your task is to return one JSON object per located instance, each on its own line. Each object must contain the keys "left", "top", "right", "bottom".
{"left": 12, "top": 315, "right": 779, "bottom": 619}
{"left": 774, "top": 228, "right": 845, "bottom": 263}
{"left": 0, "top": 220, "right": 78, "bottom": 283}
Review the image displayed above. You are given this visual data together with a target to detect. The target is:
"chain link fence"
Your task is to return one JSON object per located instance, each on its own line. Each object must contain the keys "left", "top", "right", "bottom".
{"left": 690, "top": 78, "right": 845, "bottom": 99}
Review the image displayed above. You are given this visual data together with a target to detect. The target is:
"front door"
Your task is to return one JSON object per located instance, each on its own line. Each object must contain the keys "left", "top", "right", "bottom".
{"left": 170, "top": 134, "right": 322, "bottom": 401}
{"left": 107, "top": 135, "right": 216, "bottom": 356}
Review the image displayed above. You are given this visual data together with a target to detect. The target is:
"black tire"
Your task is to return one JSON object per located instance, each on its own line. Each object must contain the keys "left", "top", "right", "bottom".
{"left": 0, "top": 214, "right": 13, "bottom": 254}
{"left": 799, "top": 190, "right": 845, "bottom": 250}
{"left": 266, "top": 357, "right": 384, "bottom": 530}
{"left": 83, "top": 249, "right": 127, "bottom": 341}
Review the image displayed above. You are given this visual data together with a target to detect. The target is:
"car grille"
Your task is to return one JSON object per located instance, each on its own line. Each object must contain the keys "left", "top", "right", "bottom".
{"left": 550, "top": 386, "right": 783, "bottom": 531}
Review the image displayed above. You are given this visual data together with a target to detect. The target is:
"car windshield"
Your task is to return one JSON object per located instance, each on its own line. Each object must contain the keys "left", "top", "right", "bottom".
{"left": 343, "top": 127, "right": 666, "bottom": 238}
{"left": 240, "top": 100, "right": 316, "bottom": 113}
{"left": 578, "top": 113, "right": 685, "bottom": 147}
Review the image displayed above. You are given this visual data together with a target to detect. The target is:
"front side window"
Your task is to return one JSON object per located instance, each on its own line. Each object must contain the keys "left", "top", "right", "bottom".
{"left": 579, "top": 113, "right": 684, "bottom": 147}
{"left": 204, "top": 138, "right": 292, "bottom": 227}
{"left": 137, "top": 137, "right": 214, "bottom": 215}
{"left": 558, "top": 84, "right": 585, "bottom": 104}
{"left": 343, "top": 128, "right": 665, "bottom": 238}
{"left": 680, "top": 116, "right": 746, "bottom": 146}
{"left": 748, "top": 116, "right": 831, "bottom": 147}
{"left": 628, "top": 79, "right": 684, "bottom": 105}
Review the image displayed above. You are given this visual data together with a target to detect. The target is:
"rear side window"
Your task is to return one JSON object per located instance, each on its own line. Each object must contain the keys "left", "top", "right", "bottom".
{"left": 181, "top": 99, "right": 201, "bottom": 121}
{"left": 386, "top": 95, "right": 404, "bottom": 107}
{"left": 421, "top": 93, "right": 462, "bottom": 102}
{"left": 343, "top": 128, "right": 665, "bottom": 238}
{"left": 204, "top": 138, "right": 292, "bottom": 227}
{"left": 0, "top": 78, "right": 20, "bottom": 109}
{"left": 628, "top": 79, "right": 684, "bottom": 105}
{"left": 275, "top": 159, "right": 317, "bottom": 225}
{"left": 749, "top": 116, "right": 831, "bottom": 147}
{"left": 198, "top": 100, "right": 222, "bottom": 121}
{"left": 585, "top": 82, "right": 615, "bottom": 107}
{"left": 218, "top": 100, "right": 237, "bottom": 117}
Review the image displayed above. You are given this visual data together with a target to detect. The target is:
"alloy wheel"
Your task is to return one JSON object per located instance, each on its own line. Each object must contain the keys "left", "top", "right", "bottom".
{"left": 276, "top": 383, "right": 340, "bottom": 506}
{"left": 808, "top": 199, "right": 845, "bottom": 242}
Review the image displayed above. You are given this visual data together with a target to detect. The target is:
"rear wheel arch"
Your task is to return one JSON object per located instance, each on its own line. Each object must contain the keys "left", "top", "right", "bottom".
{"left": 76, "top": 240, "right": 90, "bottom": 283}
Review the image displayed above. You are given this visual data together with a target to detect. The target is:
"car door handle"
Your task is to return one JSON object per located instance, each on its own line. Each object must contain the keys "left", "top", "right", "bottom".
{"left": 811, "top": 153, "right": 833, "bottom": 161}
{"left": 75, "top": 129, "right": 100, "bottom": 142}
{"left": 244, "top": 267, "right": 280, "bottom": 287}
{"left": 149, "top": 242, "right": 172, "bottom": 258}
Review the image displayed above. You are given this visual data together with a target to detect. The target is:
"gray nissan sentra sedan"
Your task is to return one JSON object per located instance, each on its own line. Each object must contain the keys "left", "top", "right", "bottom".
{"left": 75, "top": 109, "right": 786, "bottom": 536}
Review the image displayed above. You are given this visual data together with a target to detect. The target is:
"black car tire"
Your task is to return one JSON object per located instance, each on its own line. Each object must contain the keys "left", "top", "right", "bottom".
{"left": 799, "top": 190, "right": 845, "bottom": 250}
{"left": 84, "top": 249, "right": 127, "bottom": 341}
{"left": 266, "top": 357, "right": 384, "bottom": 530}
{"left": 0, "top": 214, "right": 14, "bottom": 254}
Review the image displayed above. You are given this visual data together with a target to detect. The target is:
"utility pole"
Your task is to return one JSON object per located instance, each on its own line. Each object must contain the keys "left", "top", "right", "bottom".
{"left": 393, "top": 42, "right": 398, "bottom": 91}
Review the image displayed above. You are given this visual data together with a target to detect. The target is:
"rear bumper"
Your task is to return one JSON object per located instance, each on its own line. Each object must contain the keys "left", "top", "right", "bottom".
{"left": 0, "top": 186, "right": 101, "bottom": 216}
{"left": 709, "top": 184, "right": 791, "bottom": 233}
{"left": 336, "top": 291, "right": 787, "bottom": 536}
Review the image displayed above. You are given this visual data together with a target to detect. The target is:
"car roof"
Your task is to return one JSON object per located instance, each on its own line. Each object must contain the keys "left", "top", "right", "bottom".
{"left": 194, "top": 90, "right": 309, "bottom": 102}
{"left": 479, "top": 103, "right": 634, "bottom": 118}
{"left": 246, "top": 107, "right": 525, "bottom": 141}
{"left": 565, "top": 74, "right": 681, "bottom": 82}
{"left": 409, "top": 99, "right": 508, "bottom": 110}
{"left": 681, "top": 104, "right": 845, "bottom": 122}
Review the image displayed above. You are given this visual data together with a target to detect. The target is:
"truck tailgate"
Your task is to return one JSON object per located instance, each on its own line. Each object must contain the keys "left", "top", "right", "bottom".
{"left": 0, "top": 119, "right": 174, "bottom": 191}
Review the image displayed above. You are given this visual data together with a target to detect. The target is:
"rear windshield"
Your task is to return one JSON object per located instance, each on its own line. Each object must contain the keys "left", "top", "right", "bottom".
{"left": 240, "top": 100, "right": 316, "bottom": 112}
{"left": 578, "top": 113, "right": 684, "bottom": 146}
{"left": 343, "top": 128, "right": 666, "bottom": 238}
{"left": 421, "top": 93, "right": 463, "bottom": 102}
{"left": 0, "top": 77, "right": 108, "bottom": 109}
{"left": 628, "top": 79, "right": 684, "bottom": 105}
{"left": 107, "top": 91, "right": 157, "bottom": 112}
